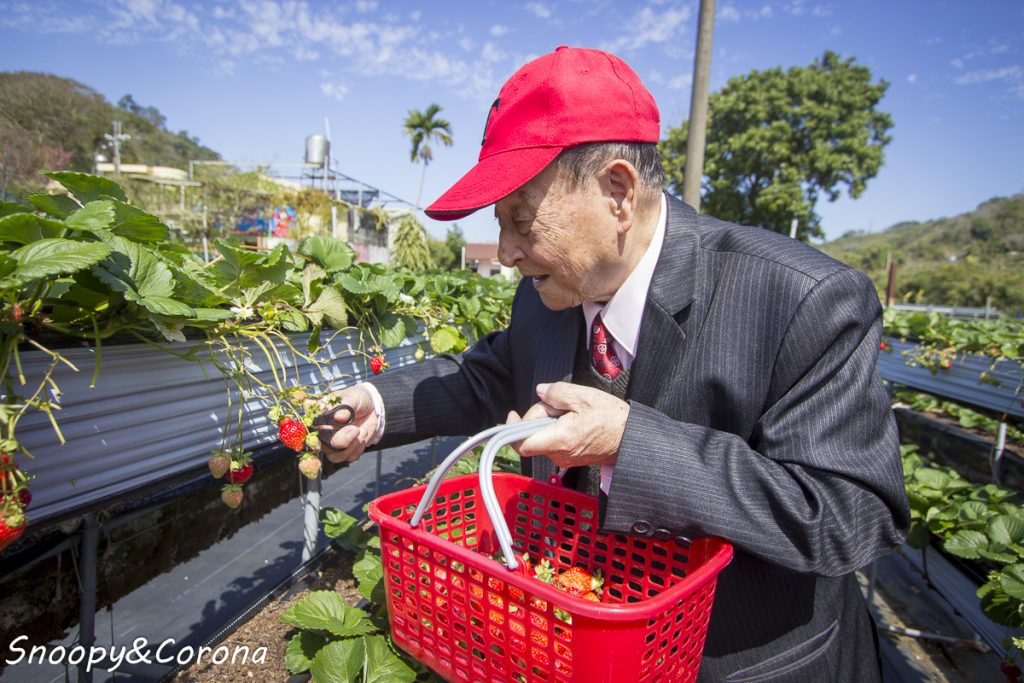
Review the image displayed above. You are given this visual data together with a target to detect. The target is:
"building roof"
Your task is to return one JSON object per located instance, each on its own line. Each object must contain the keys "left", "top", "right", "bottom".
{"left": 465, "top": 243, "right": 500, "bottom": 263}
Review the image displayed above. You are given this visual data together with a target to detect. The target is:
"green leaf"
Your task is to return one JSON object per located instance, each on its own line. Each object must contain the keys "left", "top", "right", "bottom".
{"left": 66, "top": 200, "right": 116, "bottom": 231}
{"left": 279, "top": 590, "right": 378, "bottom": 637}
{"left": 301, "top": 263, "right": 327, "bottom": 308}
{"left": 990, "top": 515, "right": 1024, "bottom": 548}
{"left": 190, "top": 307, "right": 234, "bottom": 321}
{"left": 379, "top": 312, "right": 409, "bottom": 348}
{"left": 284, "top": 631, "right": 330, "bottom": 675}
{"left": 25, "top": 193, "right": 80, "bottom": 218}
{"left": 0, "top": 201, "right": 31, "bottom": 218}
{"left": 957, "top": 500, "right": 990, "bottom": 522}
{"left": 299, "top": 235, "right": 354, "bottom": 272}
{"left": 979, "top": 548, "right": 1018, "bottom": 564}
{"left": 0, "top": 213, "right": 66, "bottom": 244}
{"left": 1000, "top": 565, "right": 1024, "bottom": 602}
{"left": 109, "top": 199, "right": 170, "bottom": 242}
{"left": 354, "top": 552, "right": 385, "bottom": 602}
{"left": 430, "top": 325, "right": 461, "bottom": 354}
{"left": 309, "top": 639, "right": 365, "bottom": 683}
{"left": 93, "top": 238, "right": 192, "bottom": 316}
{"left": 44, "top": 171, "right": 127, "bottom": 203}
{"left": 321, "top": 508, "right": 370, "bottom": 549}
{"left": 362, "top": 635, "right": 417, "bottom": 683}
{"left": 913, "top": 468, "right": 952, "bottom": 490}
{"left": 307, "top": 287, "right": 347, "bottom": 327}
{"left": 276, "top": 307, "right": 309, "bottom": 332}
{"left": 943, "top": 529, "right": 988, "bottom": 559}
{"left": 6, "top": 239, "right": 112, "bottom": 284}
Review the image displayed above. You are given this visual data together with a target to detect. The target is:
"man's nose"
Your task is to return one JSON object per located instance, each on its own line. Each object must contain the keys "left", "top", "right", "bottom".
{"left": 497, "top": 233, "right": 523, "bottom": 268}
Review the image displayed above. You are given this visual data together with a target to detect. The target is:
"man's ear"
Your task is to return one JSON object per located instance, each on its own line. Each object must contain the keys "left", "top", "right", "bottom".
{"left": 600, "top": 159, "right": 639, "bottom": 229}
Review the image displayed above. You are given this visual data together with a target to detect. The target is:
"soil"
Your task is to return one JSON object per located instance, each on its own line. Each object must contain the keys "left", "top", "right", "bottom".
{"left": 174, "top": 548, "right": 362, "bottom": 683}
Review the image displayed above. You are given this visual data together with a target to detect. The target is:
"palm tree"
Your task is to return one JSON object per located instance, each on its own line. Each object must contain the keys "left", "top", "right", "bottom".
{"left": 404, "top": 104, "right": 453, "bottom": 209}
{"left": 391, "top": 214, "right": 435, "bottom": 270}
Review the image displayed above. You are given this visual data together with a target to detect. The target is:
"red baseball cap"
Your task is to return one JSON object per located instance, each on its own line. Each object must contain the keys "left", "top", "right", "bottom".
{"left": 425, "top": 46, "right": 660, "bottom": 221}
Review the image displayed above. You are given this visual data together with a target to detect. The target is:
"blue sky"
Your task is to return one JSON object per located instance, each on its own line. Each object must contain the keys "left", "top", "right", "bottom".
{"left": 1, "top": 0, "right": 1022, "bottom": 244}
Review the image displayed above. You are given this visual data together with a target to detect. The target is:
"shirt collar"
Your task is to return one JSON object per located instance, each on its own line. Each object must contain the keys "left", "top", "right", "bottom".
{"left": 583, "top": 193, "right": 667, "bottom": 356}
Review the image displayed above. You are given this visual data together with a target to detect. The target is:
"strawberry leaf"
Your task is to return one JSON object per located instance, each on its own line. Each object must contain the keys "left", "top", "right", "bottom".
{"left": 24, "top": 193, "right": 80, "bottom": 218}
{"left": 1000, "top": 565, "right": 1024, "bottom": 601}
{"left": 0, "top": 213, "right": 66, "bottom": 244}
{"left": 942, "top": 529, "right": 988, "bottom": 559}
{"left": 362, "top": 635, "right": 416, "bottom": 683}
{"left": 284, "top": 631, "right": 329, "bottom": 675}
{"left": 307, "top": 287, "right": 347, "bottom": 327}
{"left": 299, "top": 235, "right": 354, "bottom": 273}
{"left": 44, "top": 171, "right": 127, "bottom": 203}
{"left": 0, "top": 201, "right": 32, "bottom": 218}
{"left": 5, "top": 238, "right": 112, "bottom": 285}
{"left": 66, "top": 200, "right": 116, "bottom": 232}
{"left": 279, "top": 590, "right": 377, "bottom": 637}
{"left": 308, "top": 639, "right": 365, "bottom": 683}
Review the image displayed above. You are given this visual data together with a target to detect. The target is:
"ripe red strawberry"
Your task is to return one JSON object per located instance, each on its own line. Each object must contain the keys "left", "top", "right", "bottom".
{"left": 298, "top": 454, "right": 321, "bottom": 480}
{"left": 581, "top": 591, "right": 600, "bottom": 602}
{"left": 208, "top": 451, "right": 230, "bottom": 479}
{"left": 879, "top": 341, "right": 888, "bottom": 352}
{"left": 278, "top": 418, "right": 307, "bottom": 452}
{"left": 554, "top": 567, "right": 603, "bottom": 597}
{"left": 530, "top": 631, "right": 549, "bottom": 648}
{"left": 221, "top": 485, "right": 243, "bottom": 509}
{"left": 370, "top": 355, "right": 388, "bottom": 375}
{"left": 227, "top": 461, "right": 252, "bottom": 485}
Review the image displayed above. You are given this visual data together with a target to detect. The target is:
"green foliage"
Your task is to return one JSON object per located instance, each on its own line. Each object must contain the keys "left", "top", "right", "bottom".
{"left": 901, "top": 445, "right": 1024, "bottom": 640}
{"left": 883, "top": 308, "right": 1024, "bottom": 375}
{"left": 296, "top": 509, "right": 419, "bottom": 681}
{"left": 894, "top": 389, "right": 1024, "bottom": 448}
{"left": 820, "top": 194, "right": 1024, "bottom": 313}
{"left": 390, "top": 214, "right": 435, "bottom": 271}
{"left": 0, "top": 72, "right": 219, "bottom": 177}
{"left": 661, "top": 51, "right": 892, "bottom": 240}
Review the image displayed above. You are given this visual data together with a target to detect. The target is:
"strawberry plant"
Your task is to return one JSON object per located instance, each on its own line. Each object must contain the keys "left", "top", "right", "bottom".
{"left": 0, "top": 172, "right": 515, "bottom": 542}
{"left": 902, "top": 444, "right": 1024, "bottom": 665}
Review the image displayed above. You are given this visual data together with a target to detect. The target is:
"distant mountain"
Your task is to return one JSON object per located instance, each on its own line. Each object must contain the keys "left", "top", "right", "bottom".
{"left": 817, "top": 194, "right": 1024, "bottom": 314}
{"left": 0, "top": 71, "right": 219, "bottom": 192}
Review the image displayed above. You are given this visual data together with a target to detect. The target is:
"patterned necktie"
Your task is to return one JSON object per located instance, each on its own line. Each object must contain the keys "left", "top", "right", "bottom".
{"left": 591, "top": 314, "right": 622, "bottom": 380}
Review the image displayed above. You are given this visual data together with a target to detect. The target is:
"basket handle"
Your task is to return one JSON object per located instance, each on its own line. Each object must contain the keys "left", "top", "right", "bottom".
{"left": 408, "top": 418, "right": 556, "bottom": 571}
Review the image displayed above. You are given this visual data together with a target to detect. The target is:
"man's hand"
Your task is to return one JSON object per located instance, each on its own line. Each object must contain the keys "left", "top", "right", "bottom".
{"left": 315, "top": 386, "right": 379, "bottom": 464}
{"left": 511, "top": 382, "right": 629, "bottom": 468}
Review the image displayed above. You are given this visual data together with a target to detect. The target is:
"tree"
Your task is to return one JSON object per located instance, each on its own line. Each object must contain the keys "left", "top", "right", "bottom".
{"left": 661, "top": 51, "right": 893, "bottom": 240}
{"left": 404, "top": 104, "right": 453, "bottom": 209}
{"left": 391, "top": 214, "right": 435, "bottom": 270}
{"left": 0, "top": 119, "right": 72, "bottom": 198}
{"left": 428, "top": 224, "right": 465, "bottom": 270}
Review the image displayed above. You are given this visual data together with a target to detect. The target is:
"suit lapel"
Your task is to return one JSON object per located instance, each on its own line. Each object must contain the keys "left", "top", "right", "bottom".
{"left": 628, "top": 195, "right": 702, "bottom": 410}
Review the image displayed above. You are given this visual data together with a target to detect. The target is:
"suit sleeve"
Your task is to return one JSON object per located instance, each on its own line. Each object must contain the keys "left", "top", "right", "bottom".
{"left": 604, "top": 268, "right": 909, "bottom": 576}
{"left": 370, "top": 283, "right": 524, "bottom": 448}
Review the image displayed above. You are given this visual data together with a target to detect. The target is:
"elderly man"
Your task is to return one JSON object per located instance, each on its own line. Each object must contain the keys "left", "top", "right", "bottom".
{"left": 319, "top": 46, "right": 908, "bottom": 682}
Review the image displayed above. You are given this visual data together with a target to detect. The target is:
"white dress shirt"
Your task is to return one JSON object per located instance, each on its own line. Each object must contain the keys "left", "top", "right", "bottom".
{"left": 582, "top": 194, "right": 667, "bottom": 493}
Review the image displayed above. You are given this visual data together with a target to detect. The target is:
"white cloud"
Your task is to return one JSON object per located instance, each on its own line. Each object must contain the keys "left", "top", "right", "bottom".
{"left": 526, "top": 2, "right": 552, "bottom": 19}
{"left": 951, "top": 58, "right": 964, "bottom": 69}
{"left": 481, "top": 42, "right": 506, "bottom": 63}
{"left": 668, "top": 73, "right": 693, "bottom": 90}
{"left": 320, "top": 80, "right": 349, "bottom": 100}
{"left": 907, "top": 73, "right": 918, "bottom": 84}
{"left": 490, "top": 24, "right": 508, "bottom": 36}
{"left": 602, "top": 4, "right": 691, "bottom": 52}
{"left": 718, "top": 6, "right": 741, "bottom": 22}
{"left": 952, "top": 65, "right": 1024, "bottom": 99}
{"left": 459, "top": 36, "right": 474, "bottom": 51}
{"left": 355, "top": 0, "right": 378, "bottom": 12}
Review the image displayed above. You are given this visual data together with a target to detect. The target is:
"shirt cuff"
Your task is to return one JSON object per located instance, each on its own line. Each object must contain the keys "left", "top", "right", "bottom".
{"left": 355, "top": 382, "right": 386, "bottom": 446}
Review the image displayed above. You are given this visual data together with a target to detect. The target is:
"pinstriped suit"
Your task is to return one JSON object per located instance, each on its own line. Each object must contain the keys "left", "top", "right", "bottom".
{"left": 374, "top": 194, "right": 909, "bottom": 681}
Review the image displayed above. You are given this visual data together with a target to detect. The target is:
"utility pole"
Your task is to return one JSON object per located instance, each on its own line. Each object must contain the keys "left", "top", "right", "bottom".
{"left": 683, "top": 0, "right": 716, "bottom": 211}
{"left": 104, "top": 120, "right": 130, "bottom": 175}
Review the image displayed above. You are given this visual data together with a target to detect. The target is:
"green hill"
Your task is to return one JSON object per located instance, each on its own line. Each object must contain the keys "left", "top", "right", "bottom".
{"left": 0, "top": 71, "right": 219, "bottom": 194}
{"left": 817, "top": 194, "right": 1024, "bottom": 314}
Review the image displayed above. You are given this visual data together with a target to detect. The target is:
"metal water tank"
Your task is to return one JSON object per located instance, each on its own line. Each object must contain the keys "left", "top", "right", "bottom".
{"left": 305, "top": 134, "right": 330, "bottom": 166}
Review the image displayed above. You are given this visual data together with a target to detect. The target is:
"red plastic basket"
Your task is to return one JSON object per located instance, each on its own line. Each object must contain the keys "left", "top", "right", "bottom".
{"left": 368, "top": 422, "right": 733, "bottom": 682}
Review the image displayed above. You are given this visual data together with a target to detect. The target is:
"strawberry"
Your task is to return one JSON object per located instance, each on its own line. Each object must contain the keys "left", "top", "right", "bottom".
{"left": 554, "top": 567, "right": 603, "bottom": 597}
{"left": 0, "top": 508, "right": 26, "bottom": 552}
{"left": 221, "top": 485, "right": 243, "bottom": 509}
{"left": 298, "top": 454, "right": 321, "bottom": 480}
{"left": 278, "top": 418, "right": 307, "bottom": 452}
{"left": 879, "top": 341, "right": 888, "bottom": 352}
{"left": 581, "top": 591, "right": 600, "bottom": 602}
{"left": 227, "top": 461, "right": 253, "bottom": 485}
{"left": 370, "top": 355, "right": 388, "bottom": 375}
{"left": 208, "top": 451, "right": 230, "bottom": 479}
{"left": 530, "top": 631, "right": 549, "bottom": 648}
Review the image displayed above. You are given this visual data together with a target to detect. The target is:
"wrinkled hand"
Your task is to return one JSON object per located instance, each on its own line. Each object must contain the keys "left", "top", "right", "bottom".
{"left": 315, "top": 385, "right": 379, "bottom": 464}
{"left": 507, "top": 382, "right": 629, "bottom": 468}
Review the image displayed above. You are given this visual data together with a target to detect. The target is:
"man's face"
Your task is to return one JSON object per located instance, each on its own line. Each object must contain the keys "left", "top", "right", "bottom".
{"left": 494, "top": 163, "right": 621, "bottom": 310}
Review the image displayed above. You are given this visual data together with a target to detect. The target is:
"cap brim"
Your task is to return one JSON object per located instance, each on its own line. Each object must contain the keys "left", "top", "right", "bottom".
{"left": 425, "top": 146, "right": 563, "bottom": 221}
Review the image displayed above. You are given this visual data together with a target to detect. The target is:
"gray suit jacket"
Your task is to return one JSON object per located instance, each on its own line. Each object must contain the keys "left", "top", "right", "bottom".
{"left": 374, "top": 194, "right": 909, "bottom": 681}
